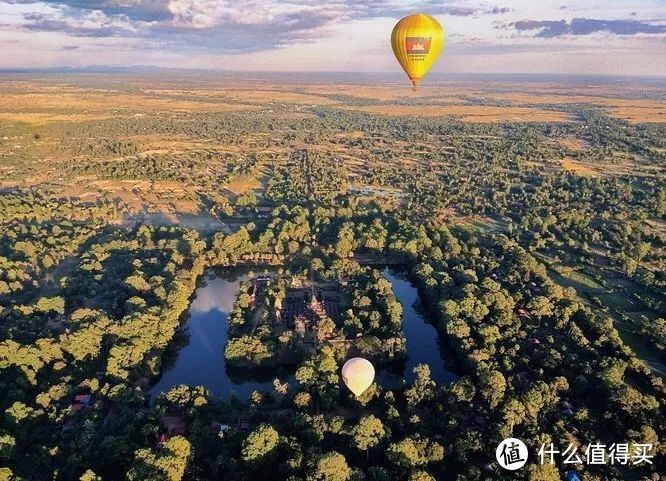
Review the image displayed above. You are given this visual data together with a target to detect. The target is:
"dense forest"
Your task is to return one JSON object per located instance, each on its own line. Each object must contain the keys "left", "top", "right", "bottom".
{"left": 0, "top": 78, "right": 664, "bottom": 481}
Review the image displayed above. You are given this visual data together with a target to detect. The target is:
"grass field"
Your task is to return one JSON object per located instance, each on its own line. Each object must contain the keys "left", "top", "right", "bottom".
{"left": 544, "top": 256, "right": 665, "bottom": 377}
{"left": 226, "top": 174, "right": 262, "bottom": 195}
{"left": 1, "top": 73, "right": 663, "bottom": 221}
{"left": 2, "top": 74, "right": 663, "bottom": 124}
{"left": 561, "top": 158, "right": 600, "bottom": 176}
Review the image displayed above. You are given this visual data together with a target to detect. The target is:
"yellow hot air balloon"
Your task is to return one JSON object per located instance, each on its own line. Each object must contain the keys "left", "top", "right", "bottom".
{"left": 342, "top": 357, "right": 375, "bottom": 397}
{"left": 391, "top": 13, "right": 445, "bottom": 90}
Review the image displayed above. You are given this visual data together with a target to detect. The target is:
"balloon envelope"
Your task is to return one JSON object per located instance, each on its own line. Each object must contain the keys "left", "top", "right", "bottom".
{"left": 342, "top": 357, "right": 375, "bottom": 397}
{"left": 391, "top": 13, "right": 445, "bottom": 89}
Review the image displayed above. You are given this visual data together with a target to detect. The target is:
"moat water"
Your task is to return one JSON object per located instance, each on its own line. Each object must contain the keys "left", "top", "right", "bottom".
{"left": 149, "top": 267, "right": 457, "bottom": 400}
{"left": 378, "top": 268, "right": 458, "bottom": 387}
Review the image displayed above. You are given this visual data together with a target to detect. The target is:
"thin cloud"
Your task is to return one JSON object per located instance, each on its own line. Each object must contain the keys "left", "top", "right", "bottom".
{"left": 485, "top": 7, "right": 511, "bottom": 15}
{"left": 11, "top": 0, "right": 368, "bottom": 48}
{"left": 1, "top": 0, "right": 665, "bottom": 74}
{"left": 9, "top": 1, "right": 517, "bottom": 43}
{"left": 510, "top": 17, "right": 666, "bottom": 38}
{"left": 421, "top": 2, "right": 513, "bottom": 17}
{"left": 22, "top": 8, "right": 145, "bottom": 37}
{"left": 9, "top": 1, "right": 441, "bottom": 52}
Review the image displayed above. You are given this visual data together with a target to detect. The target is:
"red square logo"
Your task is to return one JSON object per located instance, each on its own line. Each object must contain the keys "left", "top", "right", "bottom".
{"left": 406, "top": 37, "right": 431, "bottom": 54}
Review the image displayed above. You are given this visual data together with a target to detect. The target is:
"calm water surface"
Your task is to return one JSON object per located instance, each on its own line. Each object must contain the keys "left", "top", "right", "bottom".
{"left": 149, "top": 271, "right": 290, "bottom": 400}
{"left": 150, "top": 267, "right": 457, "bottom": 400}
{"left": 379, "top": 267, "right": 458, "bottom": 386}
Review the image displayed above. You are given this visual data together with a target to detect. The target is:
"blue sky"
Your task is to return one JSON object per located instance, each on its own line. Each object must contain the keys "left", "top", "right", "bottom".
{"left": 1, "top": 0, "right": 665, "bottom": 75}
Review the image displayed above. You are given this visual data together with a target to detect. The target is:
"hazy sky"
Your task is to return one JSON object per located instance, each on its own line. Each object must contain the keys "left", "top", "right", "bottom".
{"left": 1, "top": 0, "right": 665, "bottom": 75}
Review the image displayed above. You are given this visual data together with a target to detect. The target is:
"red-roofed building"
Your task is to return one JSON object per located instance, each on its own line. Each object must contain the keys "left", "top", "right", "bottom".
{"left": 156, "top": 433, "right": 169, "bottom": 447}
{"left": 74, "top": 394, "right": 92, "bottom": 406}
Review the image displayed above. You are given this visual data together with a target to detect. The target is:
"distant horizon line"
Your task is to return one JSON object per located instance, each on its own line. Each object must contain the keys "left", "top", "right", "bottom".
{"left": 0, "top": 66, "right": 665, "bottom": 80}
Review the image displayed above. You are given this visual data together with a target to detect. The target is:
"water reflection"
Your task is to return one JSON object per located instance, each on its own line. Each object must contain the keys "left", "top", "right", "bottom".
{"left": 149, "top": 271, "right": 289, "bottom": 400}
{"left": 150, "top": 267, "right": 457, "bottom": 401}
{"left": 379, "top": 267, "right": 458, "bottom": 387}
{"left": 190, "top": 277, "right": 238, "bottom": 314}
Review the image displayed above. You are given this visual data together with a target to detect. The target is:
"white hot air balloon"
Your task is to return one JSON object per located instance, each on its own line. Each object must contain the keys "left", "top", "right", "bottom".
{"left": 341, "top": 357, "right": 375, "bottom": 397}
